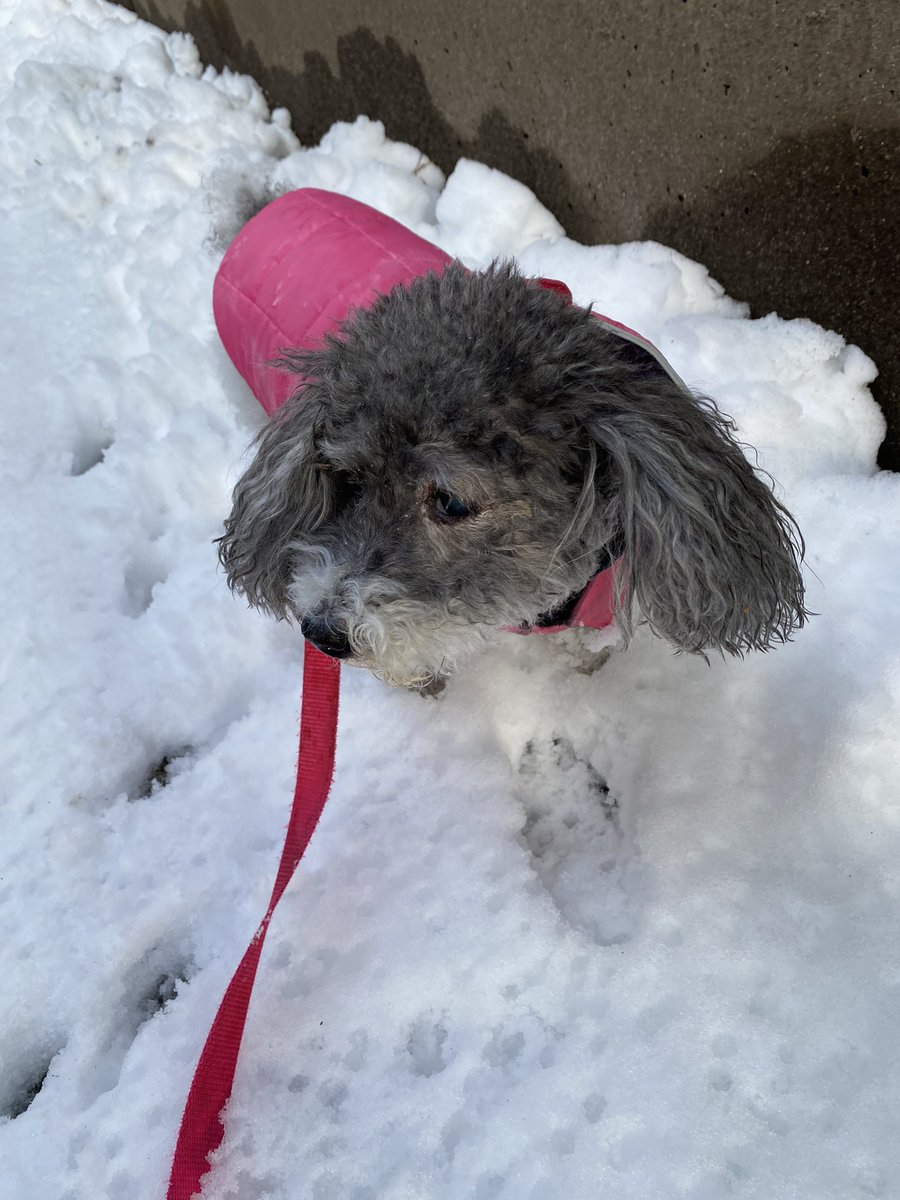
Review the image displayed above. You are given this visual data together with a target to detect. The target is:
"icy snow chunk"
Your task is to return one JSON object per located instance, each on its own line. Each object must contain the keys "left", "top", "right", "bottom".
{"left": 518, "top": 234, "right": 747, "bottom": 329}
{"left": 677, "top": 312, "right": 884, "bottom": 480}
{"left": 319, "top": 115, "right": 444, "bottom": 191}
{"left": 346, "top": 159, "right": 441, "bottom": 228}
{"left": 115, "top": 37, "right": 178, "bottom": 89}
{"left": 434, "top": 158, "right": 564, "bottom": 262}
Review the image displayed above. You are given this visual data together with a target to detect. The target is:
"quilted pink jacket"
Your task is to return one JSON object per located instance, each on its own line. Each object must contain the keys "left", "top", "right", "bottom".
{"left": 214, "top": 188, "right": 684, "bottom": 634}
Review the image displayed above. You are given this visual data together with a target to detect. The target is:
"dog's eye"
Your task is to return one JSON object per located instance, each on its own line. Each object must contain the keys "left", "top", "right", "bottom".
{"left": 331, "top": 470, "right": 363, "bottom": 510}
{"left": 433, "top": 489, "right": 473, "bottom": 523}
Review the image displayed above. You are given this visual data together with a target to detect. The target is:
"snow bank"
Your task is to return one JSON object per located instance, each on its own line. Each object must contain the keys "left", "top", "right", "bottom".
{"left": 1, "top": 2, "right": 898, "bottom": 1198}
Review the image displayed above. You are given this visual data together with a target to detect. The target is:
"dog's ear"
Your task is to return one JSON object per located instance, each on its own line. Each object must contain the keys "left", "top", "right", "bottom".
{"left": 218, "top": 388, "right": 328, "bottom": 619}
{"left": 577, "top": 357, "right": 808, "bottom": 655}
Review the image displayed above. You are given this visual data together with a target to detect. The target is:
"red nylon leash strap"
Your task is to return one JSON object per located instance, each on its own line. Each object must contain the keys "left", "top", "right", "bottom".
{"left": 167, "top": 646, "right": 341, "bottom": 1200}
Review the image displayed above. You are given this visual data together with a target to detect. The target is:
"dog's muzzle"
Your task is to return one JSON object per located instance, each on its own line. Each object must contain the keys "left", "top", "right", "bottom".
{"left": 300, "top": 615, "right": 352, "bottom": 660}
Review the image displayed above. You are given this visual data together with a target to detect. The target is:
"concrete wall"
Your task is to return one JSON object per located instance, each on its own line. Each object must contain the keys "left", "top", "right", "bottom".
{"left": 130, "top": 0, "right": 900, "bottom": 470}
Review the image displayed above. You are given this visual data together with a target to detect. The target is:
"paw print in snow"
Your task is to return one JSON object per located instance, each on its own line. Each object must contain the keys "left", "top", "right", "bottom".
{"left": 517, "top": 735, "right": 642, "bottom": 945}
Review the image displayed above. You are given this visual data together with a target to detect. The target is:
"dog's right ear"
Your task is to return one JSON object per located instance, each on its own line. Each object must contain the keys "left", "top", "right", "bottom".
{"left": 218, "top": 390, "right": 328, "bottom": 619}
{"left": 572, "top": 353, "right": 808, "bottom": 656}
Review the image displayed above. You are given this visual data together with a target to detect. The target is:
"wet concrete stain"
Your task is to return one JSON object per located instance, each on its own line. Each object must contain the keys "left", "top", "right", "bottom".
{"left": 646, "top": 124, "right": 900, "bottom": 470}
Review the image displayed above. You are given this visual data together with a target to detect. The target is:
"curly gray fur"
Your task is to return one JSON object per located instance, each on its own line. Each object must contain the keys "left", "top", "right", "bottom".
{"left": 219, "top": 262, "right": 808, "bottom": 684}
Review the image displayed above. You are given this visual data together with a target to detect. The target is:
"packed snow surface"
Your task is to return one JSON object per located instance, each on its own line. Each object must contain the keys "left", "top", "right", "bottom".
{"left": 2, "top": 2, "right": 899, "bottom": 1198}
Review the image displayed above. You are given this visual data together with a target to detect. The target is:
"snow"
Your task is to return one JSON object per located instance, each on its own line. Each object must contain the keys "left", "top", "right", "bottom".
{"left": 1, "top": 1, "right": 899, "bottom": 1198}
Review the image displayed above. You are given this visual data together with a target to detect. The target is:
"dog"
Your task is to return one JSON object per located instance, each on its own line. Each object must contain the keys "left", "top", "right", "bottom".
{"left": 216, "top": 193, "right": 808, "bottom": 689}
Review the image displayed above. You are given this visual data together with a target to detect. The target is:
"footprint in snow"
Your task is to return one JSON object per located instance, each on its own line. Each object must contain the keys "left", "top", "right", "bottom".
{"left": 516, "top": 735, "right": 642, "bottom": 945}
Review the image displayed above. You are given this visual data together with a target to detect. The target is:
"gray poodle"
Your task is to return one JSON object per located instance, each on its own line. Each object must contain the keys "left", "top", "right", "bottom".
{"left": 219, "top": 262, "right": 807, "bottom": 687}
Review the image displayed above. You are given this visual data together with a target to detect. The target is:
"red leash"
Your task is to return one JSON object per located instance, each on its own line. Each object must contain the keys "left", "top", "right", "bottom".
{"left": 167, "top": 646, "right": 340, "bottom": 1199}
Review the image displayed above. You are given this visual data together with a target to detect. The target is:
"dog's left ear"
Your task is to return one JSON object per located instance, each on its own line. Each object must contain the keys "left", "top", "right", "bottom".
{"left": 218, "top": 385, "right": 329, "bottom": 619}
{"left": 576, "top": 356, "right": 808, "bottom": 655}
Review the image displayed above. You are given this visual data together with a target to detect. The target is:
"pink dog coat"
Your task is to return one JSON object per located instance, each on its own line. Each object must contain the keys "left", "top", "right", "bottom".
{"left": 214, "top": 188, "right": 683, "bottom": 635}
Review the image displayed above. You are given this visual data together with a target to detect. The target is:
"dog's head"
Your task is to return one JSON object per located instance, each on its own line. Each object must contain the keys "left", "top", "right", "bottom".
{"left": 219, "top": 263, "right": 807, "bottom": 685}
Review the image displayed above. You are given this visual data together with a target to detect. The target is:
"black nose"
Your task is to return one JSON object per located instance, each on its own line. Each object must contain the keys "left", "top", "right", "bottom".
{"left": 300, "top": 615, "right": 351, "bottom": 660}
